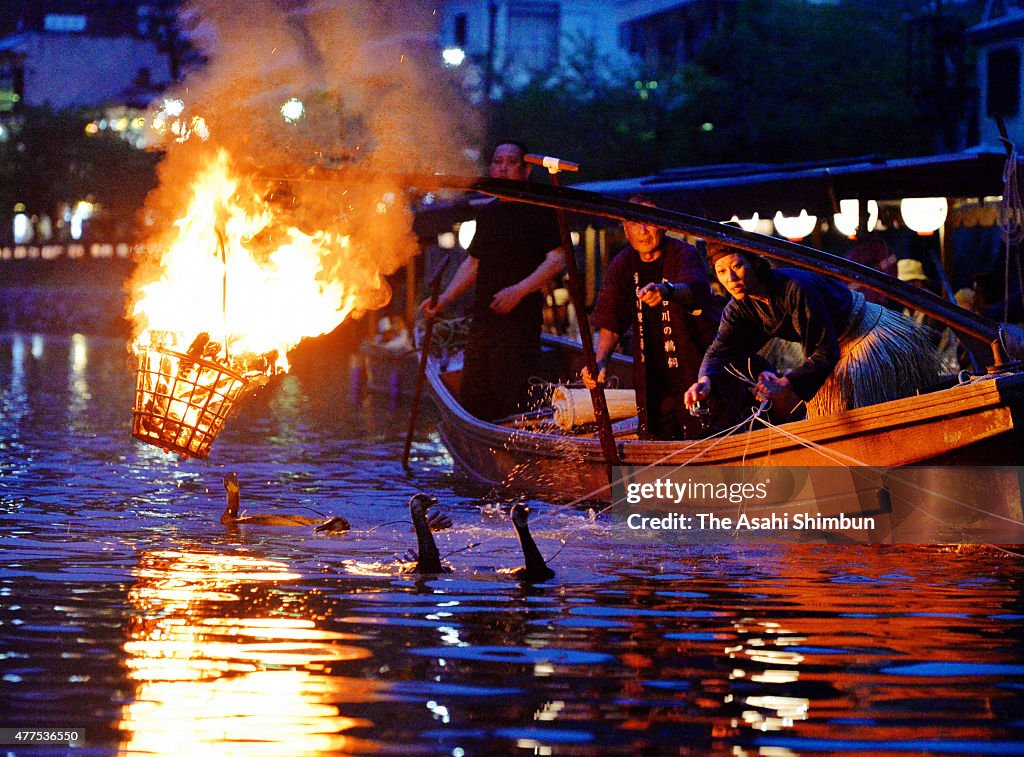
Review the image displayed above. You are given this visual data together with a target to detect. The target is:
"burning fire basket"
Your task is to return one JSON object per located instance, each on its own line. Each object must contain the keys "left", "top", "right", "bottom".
{"left": 131, "top": 345, "right": 251, "bottom": 458}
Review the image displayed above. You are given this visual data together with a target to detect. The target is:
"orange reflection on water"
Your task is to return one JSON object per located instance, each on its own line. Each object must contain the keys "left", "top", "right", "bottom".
{"left": 118, "top": 549, "right": 376, "bottom": 756}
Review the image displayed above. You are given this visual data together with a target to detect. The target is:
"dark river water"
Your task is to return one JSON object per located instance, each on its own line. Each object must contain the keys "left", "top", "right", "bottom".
{"left": 2, "top": 332, "right": 1024, "bottom": 756}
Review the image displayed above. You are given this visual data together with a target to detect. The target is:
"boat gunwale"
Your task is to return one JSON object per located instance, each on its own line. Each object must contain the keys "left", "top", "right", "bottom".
{"left": 427, "top": 346, "right": 1024, "bottom": 470}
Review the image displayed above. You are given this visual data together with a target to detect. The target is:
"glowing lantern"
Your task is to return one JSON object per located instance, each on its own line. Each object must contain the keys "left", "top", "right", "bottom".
{"left": 900, "top": 197, "right": 948, "bottom": 235}
{"left": 458, "top": 219, "right": 477, "bottom": 249}
{"left": 833, "top": 200, "right": 859, "bottom": 239}
{"left": 833, "top": 200, "right": 878, "bottom": 239}
{"left": 13, "top": 212, "right": 31, "bottom": 244}
{"left": 727, "top": 213, "right": 760, "bottom": 232}
{"left": 773, "top": 210, "right": 817, "bottom": 241}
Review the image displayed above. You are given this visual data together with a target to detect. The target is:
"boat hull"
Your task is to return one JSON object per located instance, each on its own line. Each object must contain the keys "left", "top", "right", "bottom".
{"left": 427, "top": 341, "right": 1024, "bottom": 503}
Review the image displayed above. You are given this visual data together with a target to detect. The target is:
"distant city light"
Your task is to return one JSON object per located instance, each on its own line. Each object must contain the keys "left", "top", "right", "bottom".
{"left": 281, "top": 98, "right": 304, "bottom": 123}
{"left": 634, "top": 80, "right": 658, "bottom": 101}
{"left": 69, "top": 201, "right": 95, "bottom": 241}
{"left": 442, "top": 47, "right": 466, "bottom": 66}
{"left": 13, "top": 213, "right": 31, "bottom": 244}
{"left": 163, "top": 98, "right": 185, "bottom": 117}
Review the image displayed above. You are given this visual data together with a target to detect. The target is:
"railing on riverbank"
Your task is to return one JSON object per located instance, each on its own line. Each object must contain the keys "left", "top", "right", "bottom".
{"left": 0, "top": 242, "right": 136, "bottom": 261}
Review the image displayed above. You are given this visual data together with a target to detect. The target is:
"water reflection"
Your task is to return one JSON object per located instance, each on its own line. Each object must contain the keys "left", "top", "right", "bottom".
{"left": 69, "top": 332, "right": 92, "bottom": 422}
{"left": 119, "top": 549, "right": 374, "bottom": 755}
{"left": 2, "top": 333, "right": 1024, "bottom": 754}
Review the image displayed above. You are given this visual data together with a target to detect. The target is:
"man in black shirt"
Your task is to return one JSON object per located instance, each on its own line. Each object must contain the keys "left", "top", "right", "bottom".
{"left": 421, "top": 141, "right": 566, "bottom": 420}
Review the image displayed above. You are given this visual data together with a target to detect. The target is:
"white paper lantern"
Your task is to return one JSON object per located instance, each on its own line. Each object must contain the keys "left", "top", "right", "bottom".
{"left": 727, "top": 213, "right": 761, "bottom": 232}
{"left": 900, "top": 197, "right": 948, "bottom": 235}
{"left": 833, "top": 199, "right": 859, "bottom": 238}
{"left": 773, "top": 209, "right": 817, "bottom": 241}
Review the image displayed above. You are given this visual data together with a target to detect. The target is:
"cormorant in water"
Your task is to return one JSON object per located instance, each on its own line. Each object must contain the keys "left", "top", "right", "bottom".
{"left": 403, "top": 493, "right": 451, "bottom": 573}
{"left": 220, "top": 473, "right": 351, "bottom": 531}
{"left": 505, "top": 504, "right": 555, "bottom": 582}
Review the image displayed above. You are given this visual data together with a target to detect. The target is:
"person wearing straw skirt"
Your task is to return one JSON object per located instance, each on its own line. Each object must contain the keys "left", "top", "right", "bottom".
{"left": 684, "top": 246, "right": 942, "bottom": 418}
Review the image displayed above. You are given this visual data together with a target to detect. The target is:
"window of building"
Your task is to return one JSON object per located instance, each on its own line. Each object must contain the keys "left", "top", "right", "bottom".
{"left": 454, "top": 13, "right": 468, "bottom": 48}
{"left": 506, "top": 1, "right": 560, "bottom": 73}
{"left": 987, "top": 45, "right": 1021, "bottom": 118}
{"left": 43, "top": 14, "right": 88, "bottom": 33}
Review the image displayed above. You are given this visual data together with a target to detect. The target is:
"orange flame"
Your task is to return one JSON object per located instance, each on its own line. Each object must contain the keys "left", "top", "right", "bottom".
{"left": 127, "top": 146, "right": 410, "bottom": 456}
{"left": 130, "top": 148, "right": 387, "bottom": 370}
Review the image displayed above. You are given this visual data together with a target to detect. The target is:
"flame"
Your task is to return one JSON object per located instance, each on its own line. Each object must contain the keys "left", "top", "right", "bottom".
{"left": 128, "top": 146, "right": 409, "bottom": 456}
{"left": 131, "top": 148, "right": 375, "bottom": 370}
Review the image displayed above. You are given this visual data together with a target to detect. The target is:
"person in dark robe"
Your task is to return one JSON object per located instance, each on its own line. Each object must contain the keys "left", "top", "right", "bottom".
{"left": 421, "top": 140, "right": 565, "bottom": 421}
{"left": 684, "top": 244, "right": 942, "bottom": 418}
{"left": 581, "top": 196, "right": 725, "bottom": 440}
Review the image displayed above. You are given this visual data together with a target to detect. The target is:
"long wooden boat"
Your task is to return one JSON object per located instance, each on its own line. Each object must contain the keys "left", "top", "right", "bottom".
{"left": 427, "top": 334, "right": 1024, "bottom": 502}
{"left": 420, "top": 180, "right": 1024, "bottom": 510}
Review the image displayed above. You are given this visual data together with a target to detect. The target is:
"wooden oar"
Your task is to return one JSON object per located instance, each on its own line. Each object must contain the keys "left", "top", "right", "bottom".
{"left": 402, "top": 254, "right": 451, "bottom": 469}
{"left": 525, "top": 154, "right": 620, "bottom": 466}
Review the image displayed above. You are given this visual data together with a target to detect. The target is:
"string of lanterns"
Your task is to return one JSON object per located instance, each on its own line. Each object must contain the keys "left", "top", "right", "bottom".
{"left": 434, "top": 197, "right": 953, "bottom": 250}
{"left": 730, "top": 196, "right": 950, "bottom": 242}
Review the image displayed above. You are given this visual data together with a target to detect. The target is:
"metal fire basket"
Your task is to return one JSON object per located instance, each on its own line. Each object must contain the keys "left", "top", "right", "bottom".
{"left": 131, "top": 345, "right": 250, "bottom": 458}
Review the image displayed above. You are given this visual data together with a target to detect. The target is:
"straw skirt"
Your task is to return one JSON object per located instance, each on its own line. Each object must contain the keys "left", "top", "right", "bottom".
{"left": 805, "top": 291, "right": 942, "bottom": 418}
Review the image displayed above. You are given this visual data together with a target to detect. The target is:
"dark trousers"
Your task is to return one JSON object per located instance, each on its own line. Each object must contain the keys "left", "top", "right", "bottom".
{"left": 460, "top": 322, "right": 540, "bottom": 422}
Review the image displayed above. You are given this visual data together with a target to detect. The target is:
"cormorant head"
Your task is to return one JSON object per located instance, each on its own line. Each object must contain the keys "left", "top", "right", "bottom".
{"left": 408, "top": 493, "right": 437, "bottom": 518}
{"left": 510, "top": 503, "right": 532, "bottom": 528}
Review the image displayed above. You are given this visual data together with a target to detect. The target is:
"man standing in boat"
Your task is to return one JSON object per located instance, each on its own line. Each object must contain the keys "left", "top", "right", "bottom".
{"left": 420, "top": 140, "right": 566, "bottom": 421}
{"left": 582, "top": 195, "right": 724, "bottom": 440}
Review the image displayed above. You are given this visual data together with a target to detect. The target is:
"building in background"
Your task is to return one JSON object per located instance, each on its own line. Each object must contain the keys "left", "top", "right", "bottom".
{"left": 436, "top": 0, "right": 622, "bottom": 95}
{"left": 0, "top": 1, "right": 186, "bottom": 116}
{"left": 0, "top": 32, "right": 169, "bottom": 112}
{"left": 969, "top": 0, "right": 1024, "bottom": 149}
{"left": 617, "top": 0, "right": 738, "bottom": 69}
{"left": 435, "top": 0, "right": 742, "bottom": 95}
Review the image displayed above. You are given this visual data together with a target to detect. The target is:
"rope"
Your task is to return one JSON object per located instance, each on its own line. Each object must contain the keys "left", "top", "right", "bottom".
{"left": 1000, "top": 148, "right": 1024, "bottom": 246}
{"left": 750, "top": 413, "right": 1024, "bottom": 553}
{"left": 537, "top": 402, "right": 772, "bottom": 564}
{"left": 999, "top": 147, "right": 1024, "bottom": 323}
{"left": 356, "top": 519, "right": 413, "bottom": 534}
{"left": 517, "top": 392, "right": 1024, "bottom": 563}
